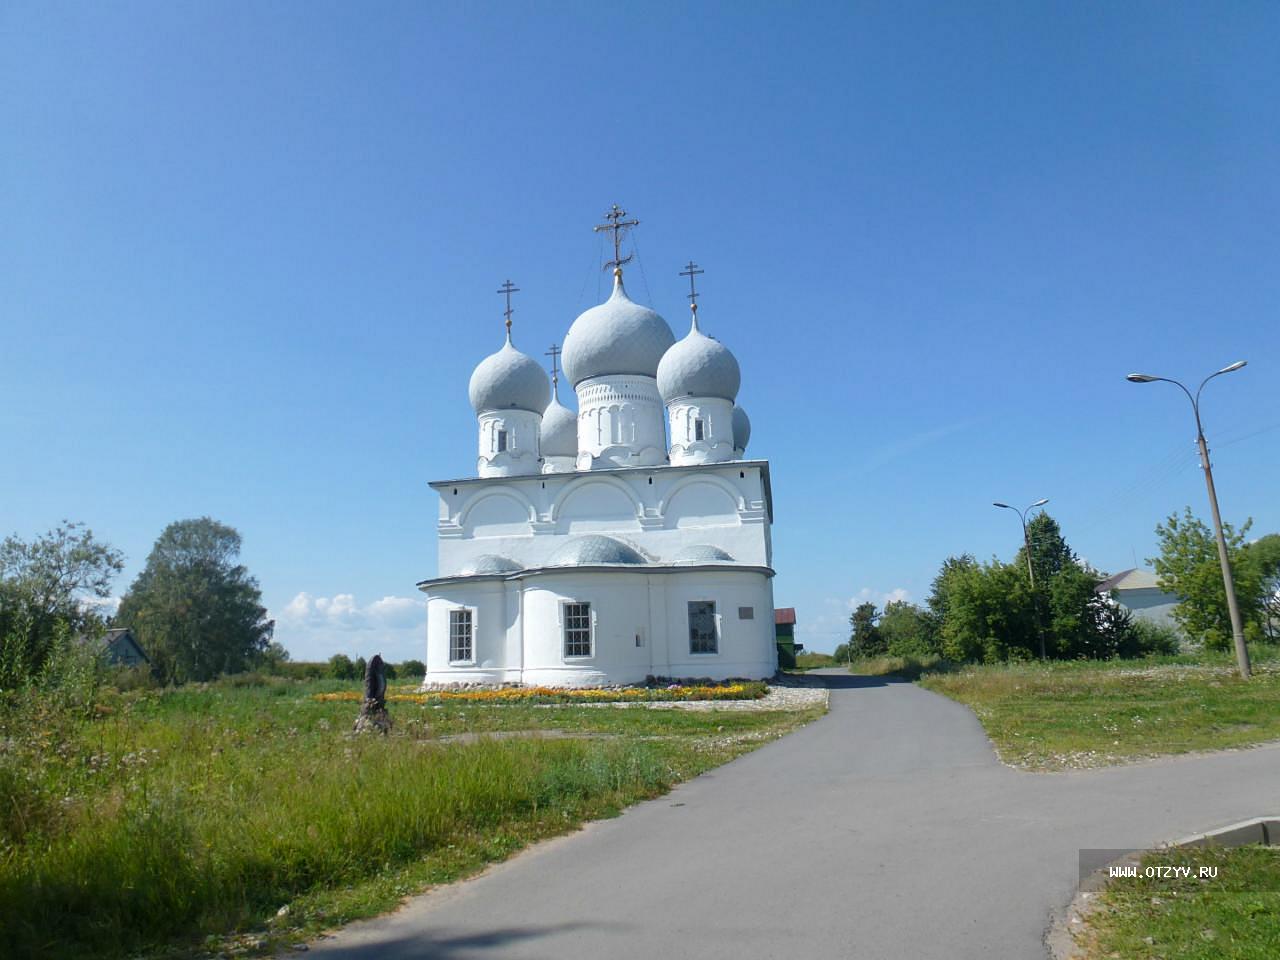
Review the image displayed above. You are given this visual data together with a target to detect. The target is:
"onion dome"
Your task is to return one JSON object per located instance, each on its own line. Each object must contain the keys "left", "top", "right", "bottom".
{"left": 561, "top": 274, "right": 675, "bottom": 386}
{"left": 459, "top": 555, "right": 522, "bottom": 576}
{"left": 656, "top": 313, "right": 741, "bottom": 403}
{"left": 732, "top": 405, "right": 751, "bottom": 452}
{"left": 468, "top": 335, "right": 550, "bottom": 414}
{"left": 540, "top": 395, "right": 577, "bottom": 458}
{"left": 672, "top": 544, "right": 735, "bottom": 563}
{"left": 550, "top": 535, "right": 646, "bottom": 567}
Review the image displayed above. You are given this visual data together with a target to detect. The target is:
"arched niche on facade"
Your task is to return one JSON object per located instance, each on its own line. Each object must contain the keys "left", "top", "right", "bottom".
{"left": 458, "top": 490, "right": 537, "bottom": 538}
{"left": 550, "top": 477, "right": 644, "bottom": 533}
{"left": 659, "top": 477, "right": 743, "bottom": 529}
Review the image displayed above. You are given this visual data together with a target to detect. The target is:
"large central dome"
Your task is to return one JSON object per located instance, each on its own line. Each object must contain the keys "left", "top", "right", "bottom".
{"left": 561, "top": 274, "right": 675, "bottom": 386}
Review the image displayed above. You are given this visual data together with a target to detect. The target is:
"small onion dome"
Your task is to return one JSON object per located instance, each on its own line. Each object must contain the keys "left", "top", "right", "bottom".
{"left": 656, "top": 315, "right": 741, "bottom": 403}
{"left": 539, "top": 395, "right": 577, "bottom": 458}
{"left": 458, "top": 554, "right": 522, "bottom": 576}
{"left": 550, "top": 534, "right": 646, "bottom": 567}
{"left": 672, "top": 544, "right": 735, "bottom": 563}
{"left": 561, "top": 274, "right": 675, "bottom": 386}
{"left": 468, "top": 337, "right": 550, "bottom": 414}
{"left": 732, "top": 405, "right": 751, "bottom": 452}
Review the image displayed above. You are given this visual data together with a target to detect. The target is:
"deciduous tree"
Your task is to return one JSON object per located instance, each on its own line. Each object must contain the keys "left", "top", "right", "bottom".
{"left": 116, "top": 518, "right": 273, "bottom": 682}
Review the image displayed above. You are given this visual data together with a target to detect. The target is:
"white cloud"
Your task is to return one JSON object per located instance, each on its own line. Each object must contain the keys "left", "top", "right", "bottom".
{"left": 849, "top": 586, "right": 912, "bottom": 609}
{"left": 272, "top": 591, "right": 426, "bottom": 663}
{"left": 80, "top": 596, "right": 121, "bottom": 617}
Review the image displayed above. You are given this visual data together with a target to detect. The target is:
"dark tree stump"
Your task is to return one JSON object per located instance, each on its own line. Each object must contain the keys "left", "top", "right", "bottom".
{"left": 353, "top": 653, "right": 392, "bottom": 734}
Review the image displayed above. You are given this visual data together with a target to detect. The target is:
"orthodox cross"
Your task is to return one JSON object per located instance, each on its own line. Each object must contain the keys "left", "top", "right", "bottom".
{"left": 679, "top": 260, "right": 704, "bottom": 314}
{"left": 593, "top": 204, "right": 640, "bottom": 272}
{"left": 545, "top": 343, "right": 562, "bottom": 397}
{"left": 496, "top": 279, "right": 519, "bottom": 337}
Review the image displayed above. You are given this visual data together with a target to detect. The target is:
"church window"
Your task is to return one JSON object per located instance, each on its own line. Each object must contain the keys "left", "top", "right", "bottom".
{"left": 449, "top": 609, "right": 473, "bottom": 663}
{"left": 563, "top": 602, "right": 592, "bottom": 658}
{"left": 688, "top": 601, "right": 718, "bottom": 654}
{"left": 497, "top": 429, "right": 508, "bottom": 453}
{"left": 738, "top": 606, "right": 754, "bottom": 620}
{"left": 694, "top": 419, "right": 705, "bottom": 442}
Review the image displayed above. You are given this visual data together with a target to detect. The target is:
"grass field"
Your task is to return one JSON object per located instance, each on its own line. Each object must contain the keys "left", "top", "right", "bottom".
{"left": 847, "top": 649, "right": 1280, "bottom": 770}
{"left": 1077, "top": 844, "right": 1280, "bottom": 959}
{"left": 0, "top": 677, "right": 822, "bottom": 959}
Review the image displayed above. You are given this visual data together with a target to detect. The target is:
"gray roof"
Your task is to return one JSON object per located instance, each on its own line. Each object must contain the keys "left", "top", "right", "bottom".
{"left": 468, "top": 337, "right": 551, "bottom": 414}
{"left": 562, "top": 275, "right": 675, "bottom": 385}
{"left": 656, "top": 317, "right": 741, "bottom": 402}
{"left": 539, "top": 395, "right": 578, "bottom": 457}
{"left": 550, "top": 535, "right": 646, "bottom": 567}
{"left": 732, "top": 405, "right": 751, "bottom": 452}
{"left": 1096, "top": 568, "right": 1163, "bottom": 593}
{"left": 458, "top": 554, "right": 523, "bottom": 576}
{"left": 672, "top": 544, "right": 735, "bottom": 563}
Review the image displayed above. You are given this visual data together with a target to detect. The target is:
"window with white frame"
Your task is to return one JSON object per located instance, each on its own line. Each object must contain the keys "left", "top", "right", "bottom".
{"left": 688, "top": 600, "right": 717, "bottom": 654}
{"left": 496, "top": 428, "right": 508, "bottom": 452}
{"left": 563, "top": 602, "right": 592, "bottom": 658}
{"left": 449, "top": 608, "right": 473, "bottom": 663}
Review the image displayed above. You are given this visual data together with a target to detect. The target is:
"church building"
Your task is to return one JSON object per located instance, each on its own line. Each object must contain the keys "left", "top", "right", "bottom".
{"left": 418, "top": 207, "right": 777, "bottom": 687}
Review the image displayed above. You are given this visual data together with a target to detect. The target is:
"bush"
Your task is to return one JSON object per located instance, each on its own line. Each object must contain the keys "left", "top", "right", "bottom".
{"left": 1122, "top": 619, "right": 1182, "bottom": 658}
{"left": 399, "top": 659, "right": 425, "bottom": 680}
{"left": 327, "top": 654, "right": 356, "bottom": 680}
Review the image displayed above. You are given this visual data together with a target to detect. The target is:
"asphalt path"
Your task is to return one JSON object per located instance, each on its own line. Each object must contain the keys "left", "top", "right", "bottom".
{"left": 305, "top": 669, "right": 1280, "bottom": 959}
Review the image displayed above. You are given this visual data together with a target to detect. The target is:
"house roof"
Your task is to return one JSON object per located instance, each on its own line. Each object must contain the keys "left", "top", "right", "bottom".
{"left": 774, "top": 607, "right": 797, "bottom": 626}
{"left": 1096, "top": 568, "right": 1162, "bottom": 593}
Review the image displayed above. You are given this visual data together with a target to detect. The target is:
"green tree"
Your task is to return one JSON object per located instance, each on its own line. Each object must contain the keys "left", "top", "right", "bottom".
{"left": 1016, "top": 512, "right": 1076, "bottom": 587}
{"left": 848, "top": 602, "right": 885, "bottom": 657}
{"left": 328, "top": 653, "right": 356, "bottom": 680}
{"left": 878, "top": 600, "right": 939, "bottom": 657}
{"left": 1151, "top": 507, "right": 1264, "bottom": 649}
{"left": 0, "top": 521, "right": 123, "bottom": 687}
{"left": 116, "top": 518, "right": 273, "bottom": 682}
{"left": 1243, "top": 534, "right": 1280, "bottom": 642}
{"left": 938, "top": 559, "right": 1039, "bottom": 662}
{"left": 399, "top": 658, "right": 426, "bottom": 679}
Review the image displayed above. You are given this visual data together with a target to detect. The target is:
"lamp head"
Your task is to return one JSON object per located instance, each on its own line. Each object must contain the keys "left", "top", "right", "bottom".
{"left": 1126, "top": 373, "right": 1159, "bottom": 383}
{"left": 1219, "top": 360, "right": 1247, "bottom": 374}
{"left": 993, "top": 502, "right": 1011, "bottom": 509}
{"left": 1032, "top": 498, "right": 1049, "bottom": 507}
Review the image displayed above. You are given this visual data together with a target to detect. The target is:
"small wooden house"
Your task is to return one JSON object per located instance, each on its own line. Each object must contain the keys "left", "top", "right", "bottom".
{"left": 100, "top": 628, "right": 150, "bottom": 668}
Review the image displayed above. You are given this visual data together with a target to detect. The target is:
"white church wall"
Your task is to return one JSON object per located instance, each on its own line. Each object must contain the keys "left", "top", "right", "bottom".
{"left": 425, "top": 567, "right": 776, "bottom": 688}
{"left": 658, "top": 570, "right": 776, "bottom": 680}
{"left": 574, "top": 374, "right": 668, "bottom": 470}
{"left": 435, "top": 462, "right": 772, "bottom": 575}
{"left": 423, "top": 580, "right": 517, "bottom": 685}
{"left": 667, "top": 397, "right": 735, "bottom": 466}
{"left": 520, "top": 572, "right": 655, "bottom": 687}
{"left": 476, "top": 409, "right": 542, "bottom": 478}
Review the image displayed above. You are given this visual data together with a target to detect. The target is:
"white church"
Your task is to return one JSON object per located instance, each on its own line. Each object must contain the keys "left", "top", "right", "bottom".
{"left": 418, "top": 207, "right": 777, "bottom": 687}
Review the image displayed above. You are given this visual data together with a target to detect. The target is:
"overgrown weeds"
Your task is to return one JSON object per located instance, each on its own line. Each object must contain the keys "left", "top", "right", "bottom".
{"left": 0, "top": 679, "right": 820, "bottom": 959}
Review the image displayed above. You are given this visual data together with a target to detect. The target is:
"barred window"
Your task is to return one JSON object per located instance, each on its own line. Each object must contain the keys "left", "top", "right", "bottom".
{"left": 449, "top": 608, "right": 473, "bottom": 663}
{"left": 563, "top": 602, "right": 592, "bottom": 658}
{"left": 689, "top": 601, "right": 718, "bottom": 654}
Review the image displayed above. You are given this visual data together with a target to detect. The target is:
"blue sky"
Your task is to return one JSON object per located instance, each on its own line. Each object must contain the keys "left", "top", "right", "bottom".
{"left": 3, "top": 1, "right": 1277, "bottom": 658}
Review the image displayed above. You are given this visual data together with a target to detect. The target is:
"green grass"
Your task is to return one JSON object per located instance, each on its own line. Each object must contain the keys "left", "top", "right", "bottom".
{"left": 904, "top": 648, "right": 1280, "bottom": 769}
{"left": 1079, "top": 845, "right": 1280, "bottom": 959}
{"left": 790, "top": 652, "right": 840, "bottom": 671}
{"left": 0, "top": 677, "right": 822, "bottom": 960}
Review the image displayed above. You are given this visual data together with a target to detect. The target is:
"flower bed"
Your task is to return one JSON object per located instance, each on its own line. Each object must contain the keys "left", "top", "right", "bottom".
{"left": 313, "top": 681, "right": 768, "bottom": 705}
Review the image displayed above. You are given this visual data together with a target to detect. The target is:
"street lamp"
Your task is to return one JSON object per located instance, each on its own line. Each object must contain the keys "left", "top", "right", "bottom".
{"left": 993, "top": 498, "right": 1050, "bottom": 660}
{"left": 1126, "top": 361, "right": 1251, "bottom": 679}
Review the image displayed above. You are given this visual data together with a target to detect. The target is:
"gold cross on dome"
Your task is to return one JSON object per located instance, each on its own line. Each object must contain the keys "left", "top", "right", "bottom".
{"left": 496, "top": 279, "right": 519, "bottom": 335}
{"left": 593, "top": 204, "right": 640, "bottom": 273}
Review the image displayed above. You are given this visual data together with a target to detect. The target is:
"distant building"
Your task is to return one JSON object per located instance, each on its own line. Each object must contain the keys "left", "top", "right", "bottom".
{"left": 774, "top": 608, "right": 799, "bottom": 668}
{"left": 101, "top": 628, "right": 150, "bottom": 668}
{"left": 1096, "top": 569, "right": 1181, "bottom": 631}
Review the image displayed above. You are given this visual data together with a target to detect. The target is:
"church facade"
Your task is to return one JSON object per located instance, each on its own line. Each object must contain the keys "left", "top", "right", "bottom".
{"left": 418, "top": 209, "right": 777, "bottom": 687}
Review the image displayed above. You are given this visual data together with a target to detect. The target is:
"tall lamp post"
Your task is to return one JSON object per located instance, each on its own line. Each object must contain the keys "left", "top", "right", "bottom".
{"left": 993, "top": 498, "right": 1050, "bottom": 660}
{"left": 1126, "top": 361, "right": 1251, "bottom": 679}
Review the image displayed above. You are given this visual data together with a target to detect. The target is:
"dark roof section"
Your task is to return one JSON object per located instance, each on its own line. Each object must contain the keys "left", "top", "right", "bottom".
{"left": 774, "top": 607, "right": 796, "bottom": 626}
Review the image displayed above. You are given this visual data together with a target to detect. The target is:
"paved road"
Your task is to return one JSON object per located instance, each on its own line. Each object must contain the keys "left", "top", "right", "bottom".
{"left": 307, "top": 669, "right": 1280, "bottom": 959}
